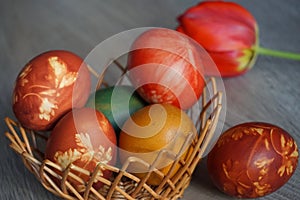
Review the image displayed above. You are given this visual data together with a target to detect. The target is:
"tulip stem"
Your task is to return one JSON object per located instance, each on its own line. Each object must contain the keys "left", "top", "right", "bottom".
{"left": 256, "top": 46, "right": 300, "bottom": 61}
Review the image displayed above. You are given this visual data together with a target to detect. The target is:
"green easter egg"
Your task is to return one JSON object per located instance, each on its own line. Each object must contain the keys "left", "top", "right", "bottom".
{"left": 86, "top": 86, "right": 147, "bottom": 134}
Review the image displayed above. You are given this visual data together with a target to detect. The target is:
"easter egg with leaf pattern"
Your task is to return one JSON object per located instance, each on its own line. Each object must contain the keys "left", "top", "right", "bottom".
{"left": 45, "top": 107, "right": 117, "bottom": 191}
{"left": 207, "top": 122, "right": 299, "bottom": 198}
{"left": 12, "top": 50, "right": 91, "bottom": 131}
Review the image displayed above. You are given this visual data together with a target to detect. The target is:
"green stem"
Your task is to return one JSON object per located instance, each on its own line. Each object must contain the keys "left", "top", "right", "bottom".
{"left": 255, "top": 46, "right": 300, "bottom": 61}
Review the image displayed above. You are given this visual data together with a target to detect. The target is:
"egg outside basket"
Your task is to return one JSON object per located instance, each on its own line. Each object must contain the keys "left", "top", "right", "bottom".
{"left": 5, "top": 60, "right": 223, "bottom": 200}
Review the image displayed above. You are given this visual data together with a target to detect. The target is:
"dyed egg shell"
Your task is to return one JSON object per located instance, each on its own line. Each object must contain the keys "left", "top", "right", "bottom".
{"left": 86, "top": 86, "right": 147, "bottom": 134}
{"left": 119, "top": 104, "right": 197, "bottom": 185}
{"left": 45, "top": 108, "right": 117, "bottom": 192}
{"left": 207, "top": 122, "right": 299, "bottom": 198}
{"left": 13, "top": 50, "right": 91, "bottom": 131}
{"left": 127, "top": 28, "right": 205, "bottom": 110}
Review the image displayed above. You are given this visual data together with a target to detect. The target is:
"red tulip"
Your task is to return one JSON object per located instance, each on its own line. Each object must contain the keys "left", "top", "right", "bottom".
{"left": 177, "top": 1, "right": 300, "bottom": 77}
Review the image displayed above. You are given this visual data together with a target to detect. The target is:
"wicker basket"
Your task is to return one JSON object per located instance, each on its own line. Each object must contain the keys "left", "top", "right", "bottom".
{"left": 4, "top": 60, "right": 222, "bottom": 200}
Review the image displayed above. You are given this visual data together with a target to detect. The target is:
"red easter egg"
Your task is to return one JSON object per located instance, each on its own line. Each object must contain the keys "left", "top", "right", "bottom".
{"left": 127, "top": 28, "right": 205, "bottom": 110}
{"left": 207, "top": 122, "right": 299, "bottom": 198}
{"left": 13, "top": 50, "right": 91, "bottom": 131}
{"left": 45, "top": 107, "right": 117, "bottom": 192}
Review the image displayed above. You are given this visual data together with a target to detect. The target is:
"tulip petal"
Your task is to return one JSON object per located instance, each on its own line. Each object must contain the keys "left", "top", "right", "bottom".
{"left": 177, "top": 1, "right": 257, "bottom": 52}
{"left": 205, "top": 50, "right": 254, "bottom": 77}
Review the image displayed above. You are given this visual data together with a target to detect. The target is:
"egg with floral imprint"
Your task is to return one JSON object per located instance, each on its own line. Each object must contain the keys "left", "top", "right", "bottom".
{"left": 13, "top": 50, "right": 91, "bottom": 131}
{"left": 45, "top": 107, "right": 117, "bottom": 192}
{"left": 207, "top": 122, "right": 299, "bottom": 198}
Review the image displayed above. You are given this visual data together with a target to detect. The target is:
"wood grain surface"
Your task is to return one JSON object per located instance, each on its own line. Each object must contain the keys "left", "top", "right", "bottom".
{"left": 1, "top": 0, "right": 299, "bottom": 199}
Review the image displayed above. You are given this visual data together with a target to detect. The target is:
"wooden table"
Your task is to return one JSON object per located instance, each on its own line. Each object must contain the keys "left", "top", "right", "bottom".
{"left": 1, "top": 0, "right": 299, "bottom": 199}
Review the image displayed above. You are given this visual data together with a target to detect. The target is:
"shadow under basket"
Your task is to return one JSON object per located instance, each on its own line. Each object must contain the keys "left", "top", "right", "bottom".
{"left": 5, "top": 62, "right": 223, "bottom": 200}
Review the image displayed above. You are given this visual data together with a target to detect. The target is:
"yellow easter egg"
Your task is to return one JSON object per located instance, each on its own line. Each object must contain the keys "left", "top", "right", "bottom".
{"left": 119, "top": 103, "right": 197, "bottom": 185}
